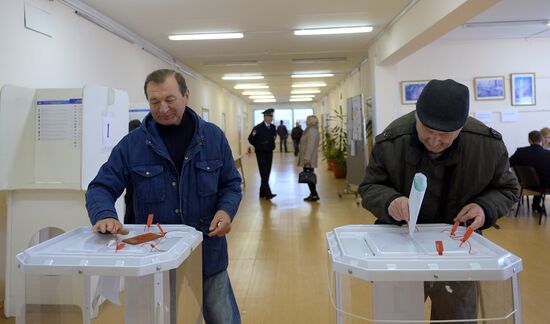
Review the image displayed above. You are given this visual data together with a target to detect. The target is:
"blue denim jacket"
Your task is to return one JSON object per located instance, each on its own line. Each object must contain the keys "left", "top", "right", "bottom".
{"left": 86, "top": 107, "right": 242, "bottom": 276}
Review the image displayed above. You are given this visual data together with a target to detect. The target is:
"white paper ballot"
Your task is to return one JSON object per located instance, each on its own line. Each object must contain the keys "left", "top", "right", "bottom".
{"left": 408, "top": 173, "right": 427, "bottom": 237}
{"left": 99, "top": 275, "right": 121, "bottom": 304}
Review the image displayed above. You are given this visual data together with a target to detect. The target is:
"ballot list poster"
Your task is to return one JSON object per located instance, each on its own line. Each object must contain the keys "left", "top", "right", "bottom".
{"left": 35, "top": 98, "right": 83, "bottom": 187}
{"left": 36, "top": 99, "right": 83, "bottom": 147}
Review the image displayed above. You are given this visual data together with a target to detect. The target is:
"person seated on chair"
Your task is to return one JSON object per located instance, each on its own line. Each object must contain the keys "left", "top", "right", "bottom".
{"left": 510, "top": 130, "right": 550, "bottom": 213}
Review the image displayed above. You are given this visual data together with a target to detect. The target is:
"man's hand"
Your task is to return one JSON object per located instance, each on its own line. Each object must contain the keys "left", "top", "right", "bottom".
{"left": 388, "top": 196, "right": 410, "bottom": 223}
{"left": 454, "top": 203, "right": 485, "bottom": 231}
{"left": 208, "top": 210, "right": 232, "bottom": 237}
{"left": 93, "top": 218, "right": 129, "bottom": 235}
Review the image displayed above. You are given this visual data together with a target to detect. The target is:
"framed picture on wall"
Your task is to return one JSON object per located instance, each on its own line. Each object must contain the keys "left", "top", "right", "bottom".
{"left": 400, "top": 80, "right": 429, "bottom": 105}
{"left": 473, "top": 76, "right": 505, "bottom": 100}
{"left": 511, "top": 73, "right": 536, "bottom": 106}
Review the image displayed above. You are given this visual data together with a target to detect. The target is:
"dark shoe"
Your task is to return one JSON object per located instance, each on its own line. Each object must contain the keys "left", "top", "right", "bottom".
{"left": 265, "top": 194, "right": 277, "bottom": 200}
{"left": 304, "top": 195, "right": 319, "bottom": 202}
{"left": 533, "top": 204, "right": 543, "bottom": 213}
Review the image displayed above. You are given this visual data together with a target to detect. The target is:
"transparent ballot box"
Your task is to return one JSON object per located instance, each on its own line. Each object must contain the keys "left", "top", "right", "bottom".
{"left": 326, "top": 224, "right": 523, "bottom": 323}
{"left": 15, "top": 225, "right": 203, "bottom": 324}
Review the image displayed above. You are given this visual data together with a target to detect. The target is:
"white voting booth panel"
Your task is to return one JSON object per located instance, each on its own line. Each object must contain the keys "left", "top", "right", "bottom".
{"left": 16, "top": 225, "right": 203, "bottom": 324}
{"left": 326, "top": 224, "right": 523, "bottom": 323}
{"left": 0, "top": 85, "right": 129, "bottom": 318}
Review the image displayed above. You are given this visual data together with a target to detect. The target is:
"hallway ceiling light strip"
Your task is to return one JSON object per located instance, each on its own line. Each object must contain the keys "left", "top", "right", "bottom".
{"left": 253, "top": 99, "right": 277, "bottom": 103}
{"left": 294, "top": 26, "right": 372, "bottom": 36}
{"left": 169, "top": 32, "right": 244, "bottom": 40}
{"left": 242, "top": 91, "right": 272, "bottom": 96}
{"left": 290, "top": 94, "right": 315, "bottom": 98}
{"left": 249, "top": 95, "right": 275, "bottom": 99}
{"left": 290, "top": 98, "right": 313, "bottom": 102}
{"left": 234, "top": 84, "right": 269, "bottom": 89}
{"left": 222, "top": 74, "right": 264, "bottom": 80}
{"left": 292, "top": 82, "right": 326, "bottom": 88}
{"left": 291, "top": 73, "right": 334, "bottom": 78}
{"left": 291, "top": 89, "right": 320, "bottom": 94}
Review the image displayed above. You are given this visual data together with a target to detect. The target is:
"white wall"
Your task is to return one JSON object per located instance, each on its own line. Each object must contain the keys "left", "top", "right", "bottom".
{"left": 373, "top": 37, "right": 550, "bottom": 154}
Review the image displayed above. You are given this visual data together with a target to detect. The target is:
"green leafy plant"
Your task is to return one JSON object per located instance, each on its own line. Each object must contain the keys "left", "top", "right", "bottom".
{"left": 330, "top": 106, "right": 347, "bottom": 168}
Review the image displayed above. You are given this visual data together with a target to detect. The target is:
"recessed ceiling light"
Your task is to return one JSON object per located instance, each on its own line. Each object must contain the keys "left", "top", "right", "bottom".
{"left": 242, "top": 91, "right": 272, "bottom": 96}
{"left": 234, "top": 84, "right": 269, "bottom": 89}
{"left": 169, "top": 32, "right": 244, "bottom": 40}
{"left": 294, "top": 26, "right": 372, "bottom": 36}
{"left": 204, "top": 60, "right": 258, "bottom": 66}
{"left": 292, "top": 82, "right": 326, "bottom": 88}
{"left": 291, "top": 89, "right": 321, "bottom": 94}
{"left": 292, "top": 57, "right": 347, "bottom": 64}
{"left": 254, "top": 99, "right": 277, "bottom": 103}
{"left": 222, "top": 74, "right": 264, "bottom": 80}
{"left": 290, "top": 94, "right": 315, "bottom": 98}
{"left": 291, "top": 73, "right": 334, "bottom": 78}
{"left": 290, "top": 98, "right": 313, "bottom": 102}
{"left": 249, "top": 95, "right": 275, "bottom": 99}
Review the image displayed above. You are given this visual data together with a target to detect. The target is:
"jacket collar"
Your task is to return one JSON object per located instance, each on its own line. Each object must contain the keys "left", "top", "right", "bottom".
{"left": 406, "top": 122, "right": 461, "bottom": 167}
{"left": 142, "top": 107, "right": 205, "bottom": 154}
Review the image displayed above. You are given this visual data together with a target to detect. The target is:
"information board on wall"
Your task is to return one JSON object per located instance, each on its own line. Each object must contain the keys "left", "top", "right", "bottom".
{"left": 36, "top": 99, "right": 82, "bottom": 148}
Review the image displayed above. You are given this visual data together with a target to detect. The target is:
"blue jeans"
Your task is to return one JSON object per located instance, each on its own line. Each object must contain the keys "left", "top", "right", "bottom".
{"left": 203, "top": 270, "right": 241, "bottom": 324}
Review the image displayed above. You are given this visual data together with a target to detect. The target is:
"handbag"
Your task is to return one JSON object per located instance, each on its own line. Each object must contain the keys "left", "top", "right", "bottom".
{"left": 298, "top": 168, "right": 317, "bottom": 184}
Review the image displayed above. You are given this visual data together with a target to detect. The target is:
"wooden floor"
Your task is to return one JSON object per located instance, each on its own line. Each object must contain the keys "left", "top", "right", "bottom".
{"left": 2, "top": 153, "right": 549, "bottom": 323}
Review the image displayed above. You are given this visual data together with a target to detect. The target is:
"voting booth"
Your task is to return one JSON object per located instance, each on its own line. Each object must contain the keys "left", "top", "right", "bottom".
{"left": 16, "top": 225, "right": 203, "bottom": 324}
{"left": 326, "top": 224, "right": 523, "bottom": 323}
{"left": 0, "top": 84, "right": 129, "bottom": 318}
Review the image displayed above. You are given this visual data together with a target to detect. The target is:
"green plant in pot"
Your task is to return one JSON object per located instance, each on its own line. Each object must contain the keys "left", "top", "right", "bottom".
{"left": 321, "top": 128, "right": 336, "bottom": 170}
{"left": 330, "top": 106, "right": 347, "bottom": 178}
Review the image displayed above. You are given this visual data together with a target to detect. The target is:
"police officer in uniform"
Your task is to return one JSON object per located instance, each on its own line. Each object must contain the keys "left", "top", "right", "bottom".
{"left": 248, "top": 109, "right": 277, "bottom": 199}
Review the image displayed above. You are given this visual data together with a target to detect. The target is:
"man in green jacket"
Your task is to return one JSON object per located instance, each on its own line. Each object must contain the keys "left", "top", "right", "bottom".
{"left": 358, "top": 79, "right": 518, "bottom": 322}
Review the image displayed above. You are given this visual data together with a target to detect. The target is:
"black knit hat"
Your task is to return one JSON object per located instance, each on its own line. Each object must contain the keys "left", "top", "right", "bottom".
{"left": 416, "top": 79, "right": 469, "bottom": 132}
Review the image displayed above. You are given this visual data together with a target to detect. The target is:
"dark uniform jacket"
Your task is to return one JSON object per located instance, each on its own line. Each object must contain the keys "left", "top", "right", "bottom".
{"left": 510, "top": 144, "right": 550, "bottom": 184}
{"left": 248, "top": 122, "right": 276, "bottom": 152}
{"left": 358, "top": 111, "right": 518, "bottom": 230}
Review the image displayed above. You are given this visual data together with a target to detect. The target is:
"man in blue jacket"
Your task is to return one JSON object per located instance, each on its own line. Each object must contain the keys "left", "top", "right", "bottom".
{"left": 86, "top": 69, "right": 242, "bottom": 324}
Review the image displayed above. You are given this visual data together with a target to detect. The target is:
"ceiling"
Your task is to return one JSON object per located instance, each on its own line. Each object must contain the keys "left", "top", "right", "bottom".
{"left": 78, "top": 0, "right": 550, "bottom": 103}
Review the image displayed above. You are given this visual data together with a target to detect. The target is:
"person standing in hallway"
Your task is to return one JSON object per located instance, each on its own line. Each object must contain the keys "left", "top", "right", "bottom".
{"left": 509, "top": 130, "right": 550, "bottom": 213}
{"left": 291, "top": 122, "right": 303, "bottom": 156}
{"left": 358, "top": 79, "right": 518, "bottom": 322}
{"left": 248, "top": 109, "right": 277, "bottom": 199}
{"left": 86, "top": 69, "right": 243, "bottom": 324}
{"left": 298, "top": 115, "right": 320, "bottom": 201}
{"left": 276, "top": 120, "right": 289, "bottom": 153}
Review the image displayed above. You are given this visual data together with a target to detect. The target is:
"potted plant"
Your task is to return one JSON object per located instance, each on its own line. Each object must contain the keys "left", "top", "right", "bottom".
{"left": 321, "top": 128, "right": 336, "bottom": 170}
{"left": 330, "top": 106, "right": 347, "bottom": 178}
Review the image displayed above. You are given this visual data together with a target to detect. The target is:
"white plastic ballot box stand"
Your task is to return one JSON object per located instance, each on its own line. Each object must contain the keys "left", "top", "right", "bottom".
{"left": 15, "top": 224, "right": 203, "bottom": 324}
{"left": 326, "top": 224, "right": 523, "bottom": 323}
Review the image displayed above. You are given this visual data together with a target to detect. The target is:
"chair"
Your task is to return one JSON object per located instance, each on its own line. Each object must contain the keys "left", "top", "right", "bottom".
{"left": 512, "top": 165, "right": 549, "bottom": 224}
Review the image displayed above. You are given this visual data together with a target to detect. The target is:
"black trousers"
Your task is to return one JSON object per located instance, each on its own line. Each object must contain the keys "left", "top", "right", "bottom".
{"left": 292, "top": 139, "right": 299, "bottom": 156}
{"left": 256, "top": 151, "right": 273, "bottom": 197}
{"left": 307, "top": 182, "right": 318, "bottom": 196}
{"left": 424, "top": 281, "right": 478, "bottom": 323}
{"left": 279, "top": 137, "right": 288, "bottom": 152}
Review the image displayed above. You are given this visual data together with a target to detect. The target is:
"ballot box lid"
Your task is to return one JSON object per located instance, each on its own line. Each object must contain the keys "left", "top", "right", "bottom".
{"left": 16, "top": 225, "right": 202, "bottom": 277}
{"left": 327, "top": 224, "right": 522, "bottom": 281}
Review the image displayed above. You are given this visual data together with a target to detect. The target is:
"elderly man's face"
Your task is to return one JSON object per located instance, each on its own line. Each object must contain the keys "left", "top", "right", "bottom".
{"left": 416, "top": 118, "right": 461, "bottom": 153}
{"left": 146, "top": 75, "right": 189, "bottom": 126}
